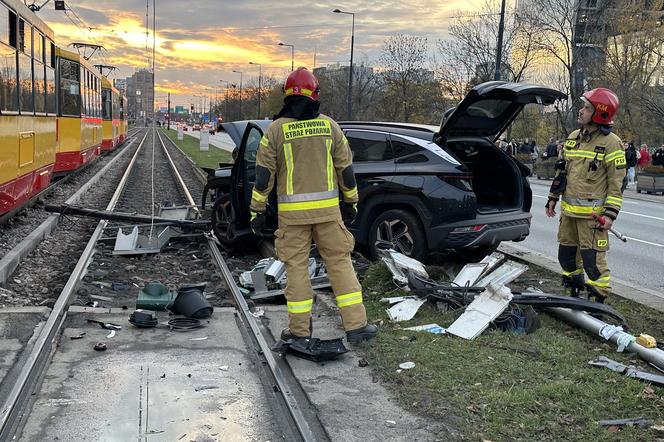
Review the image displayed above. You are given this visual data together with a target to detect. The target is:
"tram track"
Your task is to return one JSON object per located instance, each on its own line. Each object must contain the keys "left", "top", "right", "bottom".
{"left": 1, "top": 127, "right": 329, "bottom": 441}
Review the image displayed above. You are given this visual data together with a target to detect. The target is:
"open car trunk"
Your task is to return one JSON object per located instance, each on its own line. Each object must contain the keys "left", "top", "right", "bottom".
{"left": 446, "top": 139, "right": 522, "bottom": 213}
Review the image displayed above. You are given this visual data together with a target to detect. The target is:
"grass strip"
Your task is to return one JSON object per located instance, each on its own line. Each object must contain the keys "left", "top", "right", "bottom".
{"left": 160, "top": 128, "right": 232, "bottom": 169}
{"left": 359, "top": 262, "right": 664, "bottom": 441}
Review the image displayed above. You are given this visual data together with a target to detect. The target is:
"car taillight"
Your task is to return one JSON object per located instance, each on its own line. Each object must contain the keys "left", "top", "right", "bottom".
{"left": 439, "top": 175, "right": 473, "bottom": 191}
{"left": 452, "top": 224, "right": 486, "bottom": 233}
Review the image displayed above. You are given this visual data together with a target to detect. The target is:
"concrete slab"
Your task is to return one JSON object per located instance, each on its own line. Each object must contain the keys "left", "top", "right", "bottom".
{"left": 19, "top": 310, "right": 282, "bottom": 441}
{"left": 263, "top": 296, "right": 452, "bottom": 441}
{"left": 0, "top": 308, "right": 50, "bottom": 403}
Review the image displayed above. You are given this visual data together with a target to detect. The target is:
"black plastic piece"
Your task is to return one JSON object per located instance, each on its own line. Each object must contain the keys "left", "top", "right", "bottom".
{"left": 169, "top": 283, "right": 213, "bottom": 319}
{"left": 272, "top": 337, "right": 348, "bottom": 362}
{"left": 511, "top": 292, "right": 625, "bottom": 324}
{"left": 129, "top": 309, "right": 158, "bottom": 328}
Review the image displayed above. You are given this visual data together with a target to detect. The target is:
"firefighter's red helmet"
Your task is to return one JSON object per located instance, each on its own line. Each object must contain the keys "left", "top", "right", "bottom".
{"left": 283, "top": 67, "right": 320, "bottom": 101}
{"left": 582, "top": 88, "right": 619, "bottom": 125}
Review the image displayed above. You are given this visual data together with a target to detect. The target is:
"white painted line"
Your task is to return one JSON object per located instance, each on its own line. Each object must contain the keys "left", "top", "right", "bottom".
{"left": 532, "top": 194, "right": 664, "bottom": 247}
{"left": 623, "top": 237, "right": 664, "bottom": 248}
{"left": 533, "top": 194, "right": 664, "bottom": 221}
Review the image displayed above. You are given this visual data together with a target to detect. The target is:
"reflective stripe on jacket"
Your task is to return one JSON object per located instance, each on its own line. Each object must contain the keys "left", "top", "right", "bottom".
{"left": 549, "top": 128, "right": 626, "bottom": 219}
{"left": 250, "top": 114, "right": 358, "bottom": 225}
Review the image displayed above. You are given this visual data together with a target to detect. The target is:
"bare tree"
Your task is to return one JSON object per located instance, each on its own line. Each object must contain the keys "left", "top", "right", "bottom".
{"left": 379, "top": 34, "right": 430, "bottom": 122}
{"left": 598, "top": 0, "right": 664, "bottom": 141}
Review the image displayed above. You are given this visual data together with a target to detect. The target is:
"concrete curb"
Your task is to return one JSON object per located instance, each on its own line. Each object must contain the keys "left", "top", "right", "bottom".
{"left": 499, "top": 242, "right": 664, "bottom": 313}
{"left": 0, "top": 137, "right": 137, "bottom": 285}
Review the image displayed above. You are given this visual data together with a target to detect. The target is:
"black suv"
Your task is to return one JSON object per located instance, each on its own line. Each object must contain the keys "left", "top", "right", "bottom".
{"left": 202, "top": 81, "right": 564, "bottom": 261}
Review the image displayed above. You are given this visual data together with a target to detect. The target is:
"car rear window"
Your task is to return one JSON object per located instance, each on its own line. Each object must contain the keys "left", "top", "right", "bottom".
{"left": 466, "top": 99, "right": 512, "bottom": 118}
{"left": 345, "top": 131, "right": 393, "bottom": 162}
{"left": 391, "top": 136, "right": 421, "bottom": 158}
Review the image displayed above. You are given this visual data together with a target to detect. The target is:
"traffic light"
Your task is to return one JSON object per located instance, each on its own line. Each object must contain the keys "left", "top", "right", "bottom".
{"left": 190, "top": 104, "right": 194, "bottom": 113}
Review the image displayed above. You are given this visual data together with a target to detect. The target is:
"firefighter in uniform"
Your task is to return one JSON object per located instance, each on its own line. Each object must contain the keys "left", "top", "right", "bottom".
{"left": 546, "top": 88, "right": 626, "bottom": 302}
{"left": 249, "top": 67, "right": 378, "bottom": 343}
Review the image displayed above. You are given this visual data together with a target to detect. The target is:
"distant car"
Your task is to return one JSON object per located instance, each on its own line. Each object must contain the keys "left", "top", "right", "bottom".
{"left": 193, "top": 124, "right": 201, "bottom": 131}
{"left": 202, "top": 81, "right": 565, "bottom": 261}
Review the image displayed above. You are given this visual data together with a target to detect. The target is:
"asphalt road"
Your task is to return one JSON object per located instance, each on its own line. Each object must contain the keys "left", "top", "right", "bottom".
{"left": 523, "top": 179, "right": 664, "bottom": 293}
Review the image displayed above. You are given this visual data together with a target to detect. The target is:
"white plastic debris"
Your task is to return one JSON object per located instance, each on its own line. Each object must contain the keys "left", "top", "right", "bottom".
{"left": 452, "top": 263, "right": 488, "bottom": 287}
{"left": 386, "top": 298, "right": 426, "bottom": 322}
{"left": 379, "top": 296, "right": 419, "bottom": 304}
{"left": 404, "top": 323, "right": 447, "bottom": 334}
{"left": 398, "top": 362, "right": 416, "bottom": 370}
{"left": 379, "top": 249, "right": 428, "bottom": 287}
{"left": 106, "top": 330, "right": 116, "bottom": 339}
{"left": 447, "top": 283, "right": 513, "bottom": 340}
{"left": 219, "top": 366, "right": 229, "bottom": 371}
{"left": 476, "top": 260, "right": 528, "bottom": 287}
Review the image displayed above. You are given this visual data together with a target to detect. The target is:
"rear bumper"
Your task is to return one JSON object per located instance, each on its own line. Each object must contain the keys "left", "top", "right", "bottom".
{"left": 427, "top": 210, "right": 532, "bottom": 250}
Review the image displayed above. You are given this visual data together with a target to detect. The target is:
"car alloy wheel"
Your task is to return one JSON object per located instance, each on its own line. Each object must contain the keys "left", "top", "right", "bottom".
{"left": 375, "top": 219, "right": 414, "bottom": 256}
{"left": 211, "top": 194, "right": 240, "bottom": 246}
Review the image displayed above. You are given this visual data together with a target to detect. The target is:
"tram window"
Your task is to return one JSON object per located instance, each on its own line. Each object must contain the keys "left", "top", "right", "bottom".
{"left": 0, "top": 42, "right": 17, "bottom": 112}
{"left": 18, "top": 19, "right": 31, "bottom": 56}
{"left": 45, "top": 66, "right": 55, "bottom": 114}
{"left": 48, "top": 42, "right": 54, "bottom": 68}
{"left": 102, "top": 89, "right": 110, "bottom": 119}
{"left": 34, "top": 33, "right": 43, "bottom": 63}
{"left": 0, "top": 5, "right": 9, "bottom": 45}
{"left": 34, "top": 59, "right": 44, "bottom": 113}
{"left": 59, "top": 58, "right": 80, "bottom": 116}
{"left": 18, "top": 52, "right": 33, "bottom": 113}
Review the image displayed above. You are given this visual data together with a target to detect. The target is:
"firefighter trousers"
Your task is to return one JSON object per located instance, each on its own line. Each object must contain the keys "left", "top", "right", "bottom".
{"left": 557, "top": 214, "right": 611, "bottom": 298}
{"left": 274, "top": 219, "right": 367, "bottom": 337}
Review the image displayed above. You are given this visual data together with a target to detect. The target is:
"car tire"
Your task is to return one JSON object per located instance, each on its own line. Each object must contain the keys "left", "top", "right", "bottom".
{"left": 211, "top": 194, "right": 243, "bottom": 248}
{"left": 368, "top": 209, "right": 427, "bottom": 262}
{"left": 455, "top": 244, "right": 499, "bottom": 263}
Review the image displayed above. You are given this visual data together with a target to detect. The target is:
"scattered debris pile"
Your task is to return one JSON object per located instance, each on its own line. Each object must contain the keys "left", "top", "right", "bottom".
{"left": 237, "top": 251, "right": 370, "bottom": 300}
{"left": 379, "top": 248, "right": 664, "bottom": 376}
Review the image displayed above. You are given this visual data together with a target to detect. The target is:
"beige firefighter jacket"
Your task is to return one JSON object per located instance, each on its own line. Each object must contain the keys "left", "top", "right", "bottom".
{"left": 549, "top": 128, "right": 626, "bottom": 219}
{"left": 250, "top": 114, "right": 359, "bottom": 225}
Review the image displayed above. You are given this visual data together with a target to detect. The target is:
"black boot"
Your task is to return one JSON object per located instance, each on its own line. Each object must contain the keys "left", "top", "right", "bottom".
{"left": 585, "top": 285, "right": 607, "bottom": 304}
{"left": 562, "top": 274, "right": 585, "bottom": 298}
{"left": 346, "top": 324, "right": 378, "bottom": 344}
{"left": 280, "top": 328, "right": 311, "bottom": 341}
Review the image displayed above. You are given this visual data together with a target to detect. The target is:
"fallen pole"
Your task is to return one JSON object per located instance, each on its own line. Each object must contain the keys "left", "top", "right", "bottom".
{"left": 45, "top": 204, "right": 210, "bottom": 230}
{"left": 548, "top": 307, "right": 664, "bottom": 371}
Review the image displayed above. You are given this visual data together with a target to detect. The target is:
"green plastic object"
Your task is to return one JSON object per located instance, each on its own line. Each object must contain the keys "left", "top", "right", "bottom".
{"left": 136, "top": 282, "right": 177, "bottom": 310}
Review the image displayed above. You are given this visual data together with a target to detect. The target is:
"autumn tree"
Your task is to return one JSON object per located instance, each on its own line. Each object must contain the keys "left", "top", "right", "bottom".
{"left": 378, "top": 34, "right": 432, "bottom": 122}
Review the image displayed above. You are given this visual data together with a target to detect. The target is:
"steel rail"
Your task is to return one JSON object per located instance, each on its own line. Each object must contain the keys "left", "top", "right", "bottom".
{"left": 0, "top": 129, "right": 150, "bottom": 440}
{"left": 0, "top": 134, "right": 141, "bottom": 284}
{"left": 156, "top": 128, "right": 317, "bottom": 442}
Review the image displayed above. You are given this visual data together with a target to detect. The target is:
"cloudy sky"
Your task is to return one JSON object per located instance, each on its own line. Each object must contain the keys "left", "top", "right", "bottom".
{"left": 36, "top": 1, "right": 481, "bottom": 108}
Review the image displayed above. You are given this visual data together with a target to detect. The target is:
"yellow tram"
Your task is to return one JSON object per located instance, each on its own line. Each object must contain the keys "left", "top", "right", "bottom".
{"left": 53, "top": 47, "right": 102, "bottom": 174}
{"left": 101, "top": 76, "right": 120, "bottom": 151}
{"left": 0, "top": 0, "right": 57, "bottom": 214}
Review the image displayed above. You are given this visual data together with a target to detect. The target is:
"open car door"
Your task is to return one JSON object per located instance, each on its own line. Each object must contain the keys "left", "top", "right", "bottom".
{"left": 230, "top": 122, "right": 278, "bottom": 230}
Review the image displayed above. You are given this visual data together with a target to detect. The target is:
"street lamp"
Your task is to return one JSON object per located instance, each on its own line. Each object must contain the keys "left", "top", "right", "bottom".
{"left": 278, "top": 42, "right": 295, "bottom": 71}
{"left": 249, "top": 62, "right": 262, "bottom": 119}
{"left": 233, "top": 70, "right": 243, "bottom": 120}
{"left": 333, "top": 8, "right": 355, "bottom": 120}
{"left": 219, "top": 79, "right": 229, "bottom": 120}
